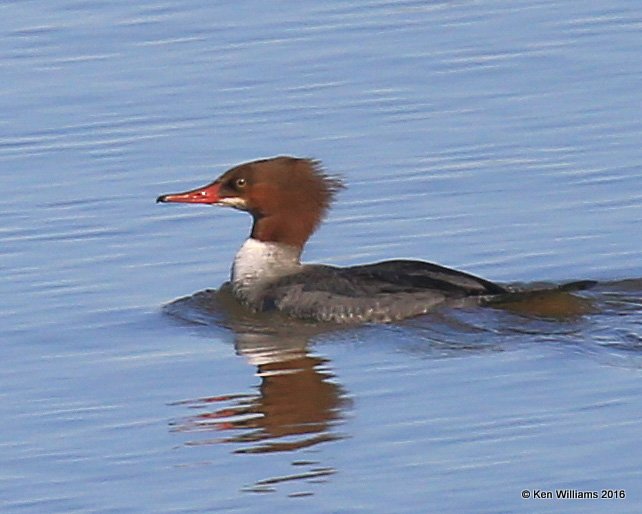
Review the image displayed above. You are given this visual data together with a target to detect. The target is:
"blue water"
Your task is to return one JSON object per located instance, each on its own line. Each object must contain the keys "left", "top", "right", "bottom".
{"left": 2, "top": 1, "right": 642, "bottom": 513}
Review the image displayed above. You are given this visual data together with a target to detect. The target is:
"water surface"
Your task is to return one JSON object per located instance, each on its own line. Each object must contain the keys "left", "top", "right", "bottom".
{"left": 2, "top": 1, "right": 642, "bottom": 513}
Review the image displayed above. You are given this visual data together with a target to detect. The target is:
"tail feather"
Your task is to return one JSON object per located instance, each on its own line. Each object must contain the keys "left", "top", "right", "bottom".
{"left": 558, "top": 280, "right": 597, "bottom": 292}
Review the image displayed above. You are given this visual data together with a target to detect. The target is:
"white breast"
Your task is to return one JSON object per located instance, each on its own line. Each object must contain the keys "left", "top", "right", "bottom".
{"left": 231, "top": 238, "right": 302, "bottom": 304}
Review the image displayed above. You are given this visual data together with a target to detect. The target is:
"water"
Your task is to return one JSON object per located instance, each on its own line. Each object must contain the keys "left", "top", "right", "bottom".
{"left": 2, "top": 1, "right": 642, "bottom": 512}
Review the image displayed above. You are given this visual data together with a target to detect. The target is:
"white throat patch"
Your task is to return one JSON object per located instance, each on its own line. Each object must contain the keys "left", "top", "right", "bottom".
{"left": 231, "top": 239, "right": 301, "bottom": 302}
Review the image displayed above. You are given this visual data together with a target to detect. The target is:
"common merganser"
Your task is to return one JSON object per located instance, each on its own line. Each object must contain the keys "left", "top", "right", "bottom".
{"left": 157, "top": 156, "right": 509, "bottom": 323}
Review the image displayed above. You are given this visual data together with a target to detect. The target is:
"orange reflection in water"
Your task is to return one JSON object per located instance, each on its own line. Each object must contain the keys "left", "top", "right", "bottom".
{"left": 172, "top": 352, "right": 348, "bottom": 454}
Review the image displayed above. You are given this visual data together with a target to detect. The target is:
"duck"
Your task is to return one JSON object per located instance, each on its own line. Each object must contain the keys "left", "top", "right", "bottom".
{"left": 157, "top": 156, "right": 510, "bottom": 323}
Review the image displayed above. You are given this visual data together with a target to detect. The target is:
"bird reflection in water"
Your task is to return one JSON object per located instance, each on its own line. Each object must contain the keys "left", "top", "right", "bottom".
{"left": 172, "top": 338, "right": 347, "bottom": 454}
{"left": 166, "top": 288, "right": 351, "bottom": 491}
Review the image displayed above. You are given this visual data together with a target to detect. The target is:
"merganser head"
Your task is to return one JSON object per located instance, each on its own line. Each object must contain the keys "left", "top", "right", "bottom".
{"left": 157, "top": 156, "right": 344, "bottom": 250}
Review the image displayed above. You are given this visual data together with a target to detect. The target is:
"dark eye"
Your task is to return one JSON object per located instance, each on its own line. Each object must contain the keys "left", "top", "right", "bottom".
{"left": 235, "top": 178, "right": 247, "bottom": 188}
